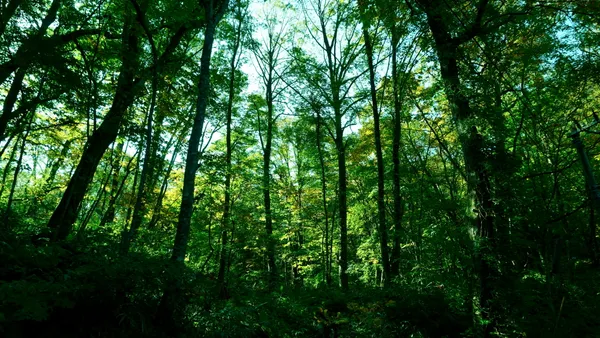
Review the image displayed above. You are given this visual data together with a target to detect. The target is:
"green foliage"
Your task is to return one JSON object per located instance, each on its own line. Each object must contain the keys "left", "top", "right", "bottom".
{"left": 1, "top": 0, "right": 600, "bottom": 336}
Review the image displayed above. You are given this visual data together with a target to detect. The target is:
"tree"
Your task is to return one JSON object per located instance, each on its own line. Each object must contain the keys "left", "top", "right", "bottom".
{"left": 170, "top": 0, "right": 229, "bottom": 262}
{"left": 120, "top": 0, "right": 160, "bottom": 254}
{"left": 217, "top": 0, "right": 248, "bottom": 296}
{"left": 295, "top": 0, "right": 366, "bottom": 290}
{"left": 357, "top": 0, "right": 390, "bottom": 286}
{"left": 47, "top": 0, "right": 193, "bottom": 241}
{"left": 411, "top": 0, "right": 534, "bottom": 334}
{"left": 250, "top": 4, "right": 290, "bottom": 288}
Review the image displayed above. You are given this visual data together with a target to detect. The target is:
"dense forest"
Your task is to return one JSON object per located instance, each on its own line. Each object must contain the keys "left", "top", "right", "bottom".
{"left": 0, "top": 0, "right": 599, "bottom": 337}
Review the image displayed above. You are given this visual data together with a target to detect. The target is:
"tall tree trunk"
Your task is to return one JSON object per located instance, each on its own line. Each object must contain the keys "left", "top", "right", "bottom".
{"left": 0, "top": 133, "right": 15, "bottom": 159}
{"left": 320, "top": 29, "right": 349, "bottom": 290}
{"left": 99, "top": 141, "right": 125, "bottom": 226}
{"left": 293, "top": 181, "right": 304, "bottom": 287}
{"left": 99, "top": 149, "right": 136, "bottom": 228}
{"left": 315, "top": 108, "right": 331, "bottom": 285}
{"left": 358, "top": 0, "right": 390, "bottom": 286}
{"left": 44, "top": 139, "right": 73, "bottom": 191}
{"left": 121, "top": 4, "right": 159, "bottom": 253}
{"left": 251, "top": 9, "right": 280, "bottom": 288}
{"left": 293, "top": 135, "right": 306, "bottom": 287}
{"left": 169, "top": 0, "right": 226, "bottom": 263}
{"left": 121, "top": 60, "right": 158, "bottom": 254}
{"left": 47, "top": 15, "right": 140, "bottom": 241}
{"left": 0, "top": 67, "right": 26, "bottom": 140}
{"left": 304, "top": 0, "right": 360, "bottom": 290}
{"left": 77, "top": 164, "right": 112, "bottom": 238}
{"left": 334, "top": 108, "right": 348, "bottom": 290}
{"left": 390, "top": 23, "right": 404, "bottom": 279}
{"left": 218, "top": 13, "right": 241, "bottom": 295}
{"left": 157, "top": 2, "right": 227, "bottom": 326}
{"left": 0, "top": 133, "right": 20, "bottom": 198}
{"left": 147, "top": 102, "right": 167, "bottom": 193}
{"left": 263, "top": 86, "right": 277, "bottom": 289}
{"left": 148, "top": 137, "right": 182, "bottom": 229}
{"left": 415, "top": 0, "right": 497, "bottom": 335}
{"left": 319, "top": 17, "right": 350, "bottom": 289}
{"left": 4, "top": 111, "right": 33, "bottom": 226}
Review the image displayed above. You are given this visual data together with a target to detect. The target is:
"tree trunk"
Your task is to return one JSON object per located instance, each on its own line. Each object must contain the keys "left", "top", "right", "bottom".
{"left": 148, "top": 137, "right": 182, "bottom": 229}
{"left": 358, "top": 1, "right": 390, "bottom": 286}
{"left": 415, "top": 0, "right": 497, "bottom": 335}
{"left": 4, "top": 111, "right": 33, "bottom": 226}
{"left": 47, "top": 15, "right": 140, "bottom": 241}
{"left": 121, "top": 59, "right": 158, "bottom": 255}
{"left": 99, "top": 149, "right": 136, "bottom": 228}
{"left": 158, "top": 7, "right": 228, "bottom": 326}
{"left": 334, "top": 110, "right": 348, "bottom": 290}
{"left": 321, "top": 31, "right": 349, "bottom": 290}
{"left": 390, "top": 23, "right": 404, "bottom": 279}
{"left": 218, "top": 14, "right": 240, "bottom": 295}
{"left": 0, "top": 133, "right": 19, "bottom": 199}
{"left": 252, "top": 11, "right": 280, "bottom": 288}
{"left": 263, "top": 90, "right": 277, "bottom": 289}
{"left": 44, "top": 139, "right": 73, "bottom": 191}
{"left": 169, "top": 0, "right": 226, "bottom": 263}
{"left": 0, "top": 0, "right": 22, "bottom": 39}
{"left": 0, "top": 0, "right": 60, "bottom": 88}
{"left": 315, "top": 108, "right": 331, "bottom": 285}
{"left": 99, "top": 141, "right": 125, "bottom": 226}
{"left": 77, "top": 164, "right": 112, "bottom": 238}
{"left": 147, "top": 102, "right": 167, "bottom": 193}
{"left": 123, "top": 149, "right": 142, "bottom": 233}
{"left": 0, "top": 67, "right": 26, "bottom": 140}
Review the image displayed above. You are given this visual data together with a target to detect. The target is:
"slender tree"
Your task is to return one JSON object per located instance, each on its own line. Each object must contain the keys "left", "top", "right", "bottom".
{"left": 121, "top": 0, "right": 159, "bottom": 254}
{"left": 218, "top": 0, "right": 247, "bottom": 296}
{"left": 357, "top": 0, "right": 390, "bottom": 286}
{"left": 299, "top": 0, "right": 365, "bottom": 289}
{"left": 251, "top": 6, "right": 289, "bottom": 288}
{"left": 169, "top": 0, "right": 229, "bottom": 262}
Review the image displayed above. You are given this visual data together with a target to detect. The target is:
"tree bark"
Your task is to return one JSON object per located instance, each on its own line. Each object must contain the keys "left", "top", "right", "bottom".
{"left": 0, "top": 67, "right": 26, "bottom": 140}
{"left": 47, "top": 14, "right": 140, "bottom": 241}
{"left": 121, "top": 0, "right": 159, "bottom": 254}
{"left": 170, "top": 0, "right": 228, "bottom": 262}
{"left": 262, "top": 74, "right": 277, "bottom": 289}
{"left": 4, "top": 111, "right": 33, "bottom": 227}
{"left": 44, "top": 139, "right": 73, "bottom": 191}
{"left": 414, "top": 0, "right": 497, "bottom": 335}
{"left": 0, "top": 134, "right": 19, "bottom": 199}
{"left": 0, "top": 0, "right": 60, "bottom": 87}
{"left": 358, "top": 0, "right": 390, "bottom": 286}
{"left": 148, "top": 137, "right": 182, "bottom": 229}
{"left": 334, "top": 107, "right": 348, "bottom": 290}
{"left": 156, "top": 2, "right": 227, "bottom": 324}
{"left": 218, "top": 9, "right": 242, "bottom": 295}
{"left": 77, "top": 164, "right": 112, "bottom": 238}
{"left": 99, "top": 141, "right": 125, "bottom": 226}
{"left": 0, "top": 0, "right": 22, "bottom": 39}
{"left": 390, "top": 21, "right": 404, "bottom": 279}
{"left": 99, "top": 148, "right": 136, "bottom": 228}
{"left": 315, "top": 108, "right": 332, "bottom": 285}
{"left": 319, "top": 14, "right": 349, "bottom": 291}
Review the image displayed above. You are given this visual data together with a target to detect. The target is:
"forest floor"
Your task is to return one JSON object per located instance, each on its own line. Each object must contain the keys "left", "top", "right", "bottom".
{"left": 1, "top": 229, "right": 599, "bottom": 337}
